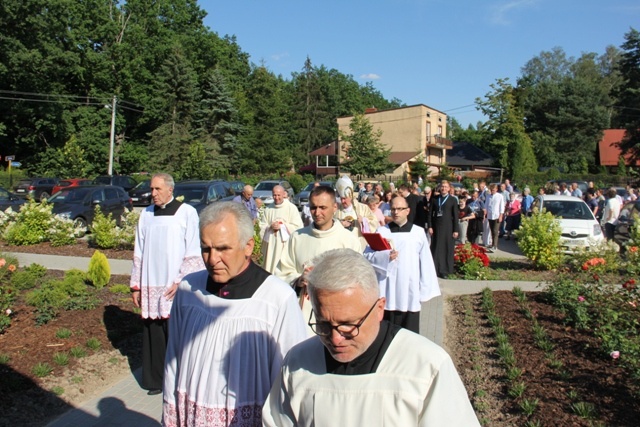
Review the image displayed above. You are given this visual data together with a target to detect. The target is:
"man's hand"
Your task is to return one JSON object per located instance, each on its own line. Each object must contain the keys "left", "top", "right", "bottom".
{"left": 389, "top": 250, "right": 399, "bottom": 261}
{"left": 132, "top": 290, "right": 141, "bottom": 308}
{"left": 164, "top": 282, "right": 179, "bottom": 301}
{"left": 271, "top": 220, "right": 282, "bottom": 231}
{"left": 428, "top": 227, "right": 434, "bottom": 236}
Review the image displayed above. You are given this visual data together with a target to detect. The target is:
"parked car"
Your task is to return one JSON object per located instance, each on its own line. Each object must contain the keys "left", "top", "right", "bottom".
{"left": 614, "top": 200, "right": 640, "bottom": 249}
{"left": 93, "top": 175, "right": 138, "bottom": 192}
{"left": 128, "top": 180, "right": 152, "bottom": 206}
{"left": 253, "top": 180, "right": 295, "bottom": 204}
{"left": 0, "top": 186, "right": 26, "bottom": 211}
{"left": 52, "top": 178, "right": 94, "bottom": 195}
{"left": 228, "top": 180, "right": 245, "bottom": 195}
{"left": 173, "top": 180, "right": 235, "bottom": 214}
{"left": 532, "top": 195, "right": 604, "bottom": 253}
{"left": 13, "top": 177, "right": 59, "bottom": 201}
{"left": 292, "top": 181, "right": 334, "bottom": 210}
{"left": 49, "top": 185, "right": 133, "bottom": 229}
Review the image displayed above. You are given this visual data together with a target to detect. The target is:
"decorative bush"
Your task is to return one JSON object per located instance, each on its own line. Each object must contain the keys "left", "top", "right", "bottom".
{"left": 454, "top": 243, "right": 490, "bottom": 279}
{"left": 0, "top": 200, "right": 82, "bottom": 246}
{"left": 569, "top": 241, "right": 621, "bottom": 274}
{"left": 10, "top": 263, "right": 48, "bottom": 290}
{"left": 2, "top": 199, "right": 53, "bottom": 245}
{"left": 49, "top": 215, "right": 81, "bottom": 247}
{"left": 515, "top": 210, "right": 562, "bottom": 270}
{"left": 89, "top": 207, "right": 138, "bottom": 250}
{"left": 87, "top": 250, "right": 111, "bottom": 289}
{"left": 26, "top": 269, "right": 97, "bottom": 325}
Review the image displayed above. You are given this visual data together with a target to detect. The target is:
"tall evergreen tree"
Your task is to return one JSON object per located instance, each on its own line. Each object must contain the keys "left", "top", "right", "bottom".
{"left": 291, "top": 57, "right": 333, "bottom": 165}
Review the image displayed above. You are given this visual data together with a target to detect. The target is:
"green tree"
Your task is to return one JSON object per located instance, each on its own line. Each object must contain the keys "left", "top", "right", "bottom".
{"left": 340, "top": 112, "right": 393, "bottom": 177}
{"left": 178, "top": 141, "right": 213, "bottom": 180}
{"left": 291, "top": 57, "right": 333, "bottom": 164}
{"left": 614, "top": 28, "right": 640, "bottom": 163}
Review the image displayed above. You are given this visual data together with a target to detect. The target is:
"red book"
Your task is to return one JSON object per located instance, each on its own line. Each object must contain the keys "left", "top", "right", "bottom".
{"left": 362, "top": 232, "right": 392, "bottom": 251}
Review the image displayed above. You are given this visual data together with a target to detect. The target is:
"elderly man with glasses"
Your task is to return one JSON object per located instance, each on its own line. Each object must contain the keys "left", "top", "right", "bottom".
{"left": 263, "top": 248, "right": 479, "bottom": 426}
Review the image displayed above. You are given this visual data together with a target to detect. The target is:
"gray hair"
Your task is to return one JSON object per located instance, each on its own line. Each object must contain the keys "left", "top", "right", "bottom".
{"left": 152, "top": 173, "right": 175, "bottom": 189}
{"left": 307, "top": 249, "right": 379, "bottom": 305}
{"left": 199, "top": 201, "right": 254, "bottom": 245}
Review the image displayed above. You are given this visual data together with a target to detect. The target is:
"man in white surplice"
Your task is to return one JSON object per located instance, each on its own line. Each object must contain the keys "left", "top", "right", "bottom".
{"left": 262, "top": 249, "right": 479, "bottom": 427}
{"left": 259, "top": 185, "right": 303, "bottom": 273}
{"left": 162, "top": 202, "right": 306, "bottom": 427}
{"left": 364, "top": 195, "right": 439, "bottom": 334}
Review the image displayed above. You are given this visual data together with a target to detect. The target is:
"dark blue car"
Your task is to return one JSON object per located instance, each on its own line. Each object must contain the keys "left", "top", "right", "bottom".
{"left": 49, "top": 185, "right": 133, "bottom": 229}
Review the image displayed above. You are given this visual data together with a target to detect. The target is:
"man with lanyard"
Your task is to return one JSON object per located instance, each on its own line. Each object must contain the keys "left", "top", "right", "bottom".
{"left": 427, "top": 180, "right": 459, "bottom": 278}
{"left": 232, "top": 184, "right": 258, "bottom": 221}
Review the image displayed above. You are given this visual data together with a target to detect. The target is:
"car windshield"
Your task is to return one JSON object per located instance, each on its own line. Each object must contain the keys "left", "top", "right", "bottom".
{"left": 49, "top": 188, "right": 93, "bottom": 203}
{"left": 133, "top": 180, "right": 150, "bottom": 190}
{"left": 255, "top": 182, "right": 276, "bottom": 191}
{"left": 302, "top": 183, "right": 316, "bottom": 191}
{"left": 543, "top": 200, "right": 594, "bottom": 220}
{"left": 174, "top": 188, "right": 204, "bottom": 203}
{"left": 93, "top": 176, "right": 111, "bottom": 185}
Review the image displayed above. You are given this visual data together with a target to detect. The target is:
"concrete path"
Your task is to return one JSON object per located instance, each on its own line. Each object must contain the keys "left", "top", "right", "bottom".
{"left": 4, "top": 236, "right": 539, "bottom": 426}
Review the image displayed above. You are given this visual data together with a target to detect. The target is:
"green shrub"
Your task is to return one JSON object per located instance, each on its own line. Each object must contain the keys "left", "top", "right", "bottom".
{"left": 32, "top": 362, "right": 53, "bottom": 378}
{"left": 86, "top": 337, "right": 101, "bottom": 350}
{"left": 53, "top": 352, "right": 69, "bottom": 366}
{"left": 55, "top": 328, "right": 72, "bottom": 339}
{"left": 10, "top": 263, "right": 47, "bottom": 290}
{"left": 87, "top": 250, "right": 110, "bottom": 288}
{"left": 109, "top": 284, "right": 131, "bottom": 294}
{"left": 70, "top": 346, "right": 87, "bottom": 358}
{"left": 89, "top": 207, "right": 138, "bottom": 250}
{"left": 26, "top": 270, "right": 97, "bottom": 325}
{"left": 89, "top": 207, "right": 119, "bottom": 249}
{"left": 49, "top": 215, "right": 79, "bottom": 247}
{"left": 515, "top": 210, "right": 562, "bottom": 270}
{"left": 2, "top": 199, "right": 53, "bottom": 245}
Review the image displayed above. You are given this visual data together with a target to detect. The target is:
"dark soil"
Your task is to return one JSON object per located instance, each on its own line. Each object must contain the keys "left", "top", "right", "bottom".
{"left": 1, "top": 238, "right": 134, "bottom": 260}
{"left": 447, "top": 291, "right": 640, "bottom": 426}
{"left": 0, "top": 272, "right": 141, "bottom": 427}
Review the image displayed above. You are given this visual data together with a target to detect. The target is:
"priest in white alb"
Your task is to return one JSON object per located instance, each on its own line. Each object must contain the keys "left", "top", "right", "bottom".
{"left": 259, "top": 185, "right": 303, "bottom": 273}
{"left": 162, "top": 202, "right": 306, "bottom": 427}
{"left": 263, "top": 249, "right": 479, "bottom": 427}
{"left": 364, "top": 195, "right": 439, "bottom": 333}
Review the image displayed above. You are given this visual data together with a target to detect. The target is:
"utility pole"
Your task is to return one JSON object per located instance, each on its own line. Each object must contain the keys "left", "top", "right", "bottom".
{"left": 108, "top": 95, "right": 117, "bottom": 175}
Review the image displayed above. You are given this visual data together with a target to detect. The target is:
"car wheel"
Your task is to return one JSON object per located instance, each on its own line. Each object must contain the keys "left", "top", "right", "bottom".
{"left": 39, "top": 192, "right": 50, "bottom": 202}
{"left": 73, "top": 217, "right": 88, "bottom": 232}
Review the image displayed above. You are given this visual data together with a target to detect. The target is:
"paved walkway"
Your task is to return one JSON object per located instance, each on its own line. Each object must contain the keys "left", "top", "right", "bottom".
{"left": 5, "top": 237, "right": 544, "bottom": 426}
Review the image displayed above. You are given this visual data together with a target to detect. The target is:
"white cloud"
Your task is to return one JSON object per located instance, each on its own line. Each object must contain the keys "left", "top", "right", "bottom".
{"left": 491, "top": 0, "right": 538, "bottom": 25}
{"left": 360, "top": 73, "right": 381, "bottom": 80}
{"left": 271, "top": 52, "right": 289, "bottom": 61}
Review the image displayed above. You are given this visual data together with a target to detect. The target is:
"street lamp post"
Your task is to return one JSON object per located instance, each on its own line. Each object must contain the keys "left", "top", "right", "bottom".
{"left": 108, "top": 95, "right": 117, "bottom": 175}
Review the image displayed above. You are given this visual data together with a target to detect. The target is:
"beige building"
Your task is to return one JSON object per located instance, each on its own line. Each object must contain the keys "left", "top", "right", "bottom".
{"left": 336, "top": 104, "right": 451, "bottom": 179}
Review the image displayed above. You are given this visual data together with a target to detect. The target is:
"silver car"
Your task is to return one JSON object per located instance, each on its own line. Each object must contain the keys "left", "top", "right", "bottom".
{"left": 292, "top": 181, "right": 334, "bottom": 210}
{"left": 253, "top": 180, "right": 295, "bottom": 204}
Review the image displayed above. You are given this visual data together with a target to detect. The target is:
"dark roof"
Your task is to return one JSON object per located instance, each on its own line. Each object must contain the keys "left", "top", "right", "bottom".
{"left": 389, "top": 151, "right": 420, "bottom": 165}
{"left": 446, "top": 141, "right": 494, "bottom": 167}
{"left": 309, "top": 141, "right": 337, "bottom": 156}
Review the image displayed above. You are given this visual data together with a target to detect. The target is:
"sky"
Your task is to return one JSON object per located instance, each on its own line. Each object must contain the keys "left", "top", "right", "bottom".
{"left": 199, "top": 0, "right": 640, "bottom": 128}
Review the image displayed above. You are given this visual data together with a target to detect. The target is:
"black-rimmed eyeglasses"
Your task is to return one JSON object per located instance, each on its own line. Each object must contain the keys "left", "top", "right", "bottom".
{"left": 308, "top": 298, "right": 381, "bottom": 339}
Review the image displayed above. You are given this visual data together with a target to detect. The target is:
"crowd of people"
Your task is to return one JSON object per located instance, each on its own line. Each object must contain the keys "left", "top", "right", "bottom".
{"left": 130, "top": 172, "right": 480, "bottom": 426}
{"left": 129, "top": 172, "right": 640, "bottom": 426}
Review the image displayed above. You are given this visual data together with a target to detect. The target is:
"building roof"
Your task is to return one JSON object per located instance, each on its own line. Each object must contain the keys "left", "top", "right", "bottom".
{"left": 389, "top": 151, "right": 421, "bottom": 165}
{"left": 598, "top": 129, "right": 640, "bottom": 166}
{"left": 309, "top": 141, "right": 337, "bottom": 156}
{"left": 446, "top": 141, "right": 494, "bottom": 167}
{"left": 337, "top": 103, "right": 447, "bottom": 119}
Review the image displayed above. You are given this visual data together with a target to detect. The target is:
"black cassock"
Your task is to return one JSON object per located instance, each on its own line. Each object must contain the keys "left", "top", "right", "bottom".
{"left": 428, "top": 194, "right": 459, "bottom": 278}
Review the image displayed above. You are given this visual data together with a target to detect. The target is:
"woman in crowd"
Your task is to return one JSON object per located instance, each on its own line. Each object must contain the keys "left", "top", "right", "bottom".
{"left": 367, "top": 195, "right": 386, "bottom": 227}
{"left": 504, "top": 192, "right": 521, "bottom": 240}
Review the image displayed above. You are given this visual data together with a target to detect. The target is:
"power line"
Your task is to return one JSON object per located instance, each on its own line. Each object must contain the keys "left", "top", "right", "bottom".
{"left": 0, "top": 89, "right": 145, "bottom": 110}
